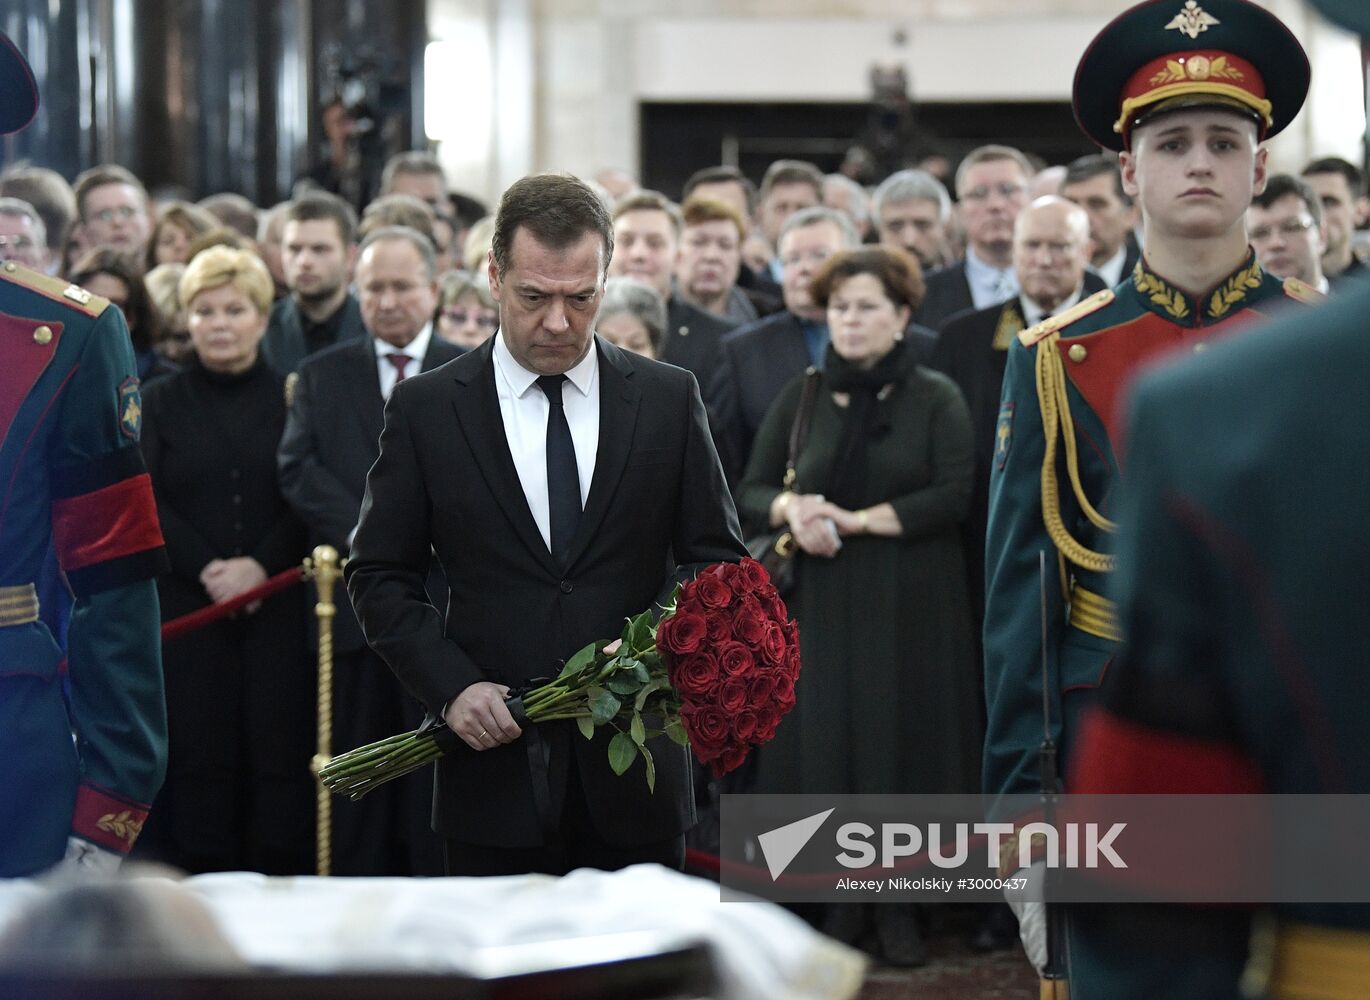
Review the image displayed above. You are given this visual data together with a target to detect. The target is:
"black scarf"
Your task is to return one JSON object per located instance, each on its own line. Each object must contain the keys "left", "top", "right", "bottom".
{"left": 822, "top": 339, "right": 906, "bottom": 509}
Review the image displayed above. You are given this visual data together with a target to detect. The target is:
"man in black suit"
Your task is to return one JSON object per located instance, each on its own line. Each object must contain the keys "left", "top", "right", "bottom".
{"left": 346, "top": 174, "right": 746, "bottom": 876}
{"left": 915, "top": 145, "right": 1033, "bottom": 331}
{"left": 262, "top": 193, "right": 366, "bottom": 376}
{"left": 278, "top": 225, "right": 462, "bottom": 875}
{"left": 930, "top": 196, "right": 1104, "bottom": 635}
{"left": 607, "top": 190, "right": 738, "bottom": 388}
{"left": 1061, "top": 154, "right": 1141, "bottom": 290}
{"left": 705, "top": 206, "right": 857, "bottom": 483}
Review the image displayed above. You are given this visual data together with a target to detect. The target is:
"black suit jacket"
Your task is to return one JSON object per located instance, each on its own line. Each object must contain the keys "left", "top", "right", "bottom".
{"left": 705, "top": 310, "right": 938, "bottom": 483}
{"left": 262, "top": 294, "right": 367, "bottom": 376}
{"left": 277, "top": 333, "right": 463, "bottom": 651}
{"left": 346, "top": 335, "right": 746, "bottom": 848}
{"left": 705, "top": 311, "right": 811, "bottom": 484}
{"left": 659, "top": 296, "right": 738, "bottom": 390}
{"left": 915, "top": 260, "right": 976, "bottom": 332}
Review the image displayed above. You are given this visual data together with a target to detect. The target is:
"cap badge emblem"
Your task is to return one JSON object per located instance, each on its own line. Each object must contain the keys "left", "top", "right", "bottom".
{"left": 1166, "top": 1, "right": 1220, "bottom": 40}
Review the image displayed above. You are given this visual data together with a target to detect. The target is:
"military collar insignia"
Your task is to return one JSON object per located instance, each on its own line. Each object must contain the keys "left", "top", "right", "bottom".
{"left": 1166, "top": 1, "right": 1221, "bottom": 40}
{"left": 1131, "top": 253, "right": 1266, "bottom": 323}
{"left": 991, "top": 299, "right": 1025, "bottom": 351}
{"left": 1132, "top": 262, "right": 1191, "bottom": 320}
{"left": 1205, "top": 255, "right": 1263, "bottom": 318}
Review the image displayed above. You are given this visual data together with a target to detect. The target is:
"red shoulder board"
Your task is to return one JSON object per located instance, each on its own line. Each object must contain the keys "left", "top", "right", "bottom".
{"left": 1018, "top": 288, "right": 1115, "bottom": 347}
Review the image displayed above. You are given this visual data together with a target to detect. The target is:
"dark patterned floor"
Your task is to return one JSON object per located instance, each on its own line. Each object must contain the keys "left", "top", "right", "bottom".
{"left": 856, "top": 939, "right": 1038, "bottom": 999}
{"left": 851, "top": 911, "right": 1039, "bottom": 1000}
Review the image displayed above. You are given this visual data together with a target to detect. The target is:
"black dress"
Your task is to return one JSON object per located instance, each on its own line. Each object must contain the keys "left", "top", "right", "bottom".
{"left": 736, "top": 346, "right": 983, "bottom": 796}
{"left": 135, "top": 354, "right": 314, "bottom": 874}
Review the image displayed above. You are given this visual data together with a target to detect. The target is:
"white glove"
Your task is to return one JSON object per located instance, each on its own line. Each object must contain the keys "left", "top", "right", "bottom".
{"left": 1003, "top": 859, "right": 1048, "bottom": 973}
{"left": 55, "top": 836, "right": 123, "bottom": 877}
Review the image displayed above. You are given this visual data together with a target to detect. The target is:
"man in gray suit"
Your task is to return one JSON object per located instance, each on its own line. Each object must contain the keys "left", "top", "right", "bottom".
{"left": 262, "top": 192, "right": 366, "bottom": 375}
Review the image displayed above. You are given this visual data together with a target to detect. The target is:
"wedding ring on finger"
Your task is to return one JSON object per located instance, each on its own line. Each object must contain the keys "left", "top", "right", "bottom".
{"left": 477, "top": 729, "right": 490, "bottom": 742}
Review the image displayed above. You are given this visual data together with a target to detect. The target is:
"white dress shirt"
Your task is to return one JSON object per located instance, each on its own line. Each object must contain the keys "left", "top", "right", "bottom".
{"left": 1092, "top": 243, "right": 1130, "bottom": 289}
{"left": 964, "top": 246, "right": 1020, "bottom": 310}
{"left": 492, "top": 332, "right": 600, "bottom": 552}
{"left": 1021, "top": 287, "right": 1085, "bottom": 329}
{"left": 374, "top": 322, "right": 432, "bottom": 400}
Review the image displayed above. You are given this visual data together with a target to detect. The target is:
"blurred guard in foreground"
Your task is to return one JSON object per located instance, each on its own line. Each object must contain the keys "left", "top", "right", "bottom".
{"left": 0, "top": 30, "right": 169, "bottom": 877}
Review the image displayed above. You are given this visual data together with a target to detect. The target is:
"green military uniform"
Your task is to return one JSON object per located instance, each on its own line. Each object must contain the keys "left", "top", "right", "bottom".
{"left": 980, "top": 1, "right": 1315, "bottom": 994}
{"left": 0, "top": 31, "right": 169, "bottom": 876}
{"left": 983, "top": 256, "right": 1315, "bottom": 806}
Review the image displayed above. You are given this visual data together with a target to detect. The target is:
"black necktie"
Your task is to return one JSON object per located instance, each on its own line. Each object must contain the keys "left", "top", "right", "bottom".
{"left": 536, "top": 374, "right": 581, "bottom": 565}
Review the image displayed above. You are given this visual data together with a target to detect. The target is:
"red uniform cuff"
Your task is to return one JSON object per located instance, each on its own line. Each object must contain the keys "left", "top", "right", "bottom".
{"left": 71, "top": 783, "right": 151, "bottom": 855}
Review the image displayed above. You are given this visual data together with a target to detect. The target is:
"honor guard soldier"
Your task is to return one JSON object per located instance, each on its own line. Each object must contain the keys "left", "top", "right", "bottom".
{"left": 981, "top": 0, "right": 1318, "bottom": 993}
{"left": 1069, "top": 0, "right": 1370, "bottom": 996}
{"left": 0, "top": 31, "right": 170, "bottom": 877}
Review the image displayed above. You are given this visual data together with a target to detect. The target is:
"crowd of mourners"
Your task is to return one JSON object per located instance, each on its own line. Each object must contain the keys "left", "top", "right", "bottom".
{"left": 4, "top": 144, "right": 1365, "bottom": 940}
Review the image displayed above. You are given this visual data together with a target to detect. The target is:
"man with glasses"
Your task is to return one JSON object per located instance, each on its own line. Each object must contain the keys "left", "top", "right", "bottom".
{"left": 916, "top": 145, "right": 1033, "bottom": 331}
{"left": 72, "top": 164, "right": 152, "bottom": 258}
{"left": 1248, "top": 174, "right": 1328, "bottom": 292}
{"left": 0, "top": 196, "right": 49, "bottom": 272}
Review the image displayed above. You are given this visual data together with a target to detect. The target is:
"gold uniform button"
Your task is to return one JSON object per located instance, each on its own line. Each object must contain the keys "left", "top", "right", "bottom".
{"left": 3, "top": 261, "right": 15, "bottom": 272}
{"left": 1067, "top": 344, "right": 1087, "bottom": 363}
{"left": 33, "top": 325, "right": 53, "bottom": 345}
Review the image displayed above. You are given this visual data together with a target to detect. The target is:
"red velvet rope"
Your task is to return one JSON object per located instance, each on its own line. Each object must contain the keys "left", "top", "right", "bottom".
{"left": 160, "top": 567, "right": 306, "bottom": 641}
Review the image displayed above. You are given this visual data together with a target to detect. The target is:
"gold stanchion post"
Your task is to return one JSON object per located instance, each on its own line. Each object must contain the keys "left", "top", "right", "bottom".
{"left": 306, "top": 545, "right": 341, "bottom": 877}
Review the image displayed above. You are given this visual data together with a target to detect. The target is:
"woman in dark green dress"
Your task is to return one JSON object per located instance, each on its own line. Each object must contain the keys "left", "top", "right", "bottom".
{"left": 736, "top": 246, "right": 980, "bottom": 963}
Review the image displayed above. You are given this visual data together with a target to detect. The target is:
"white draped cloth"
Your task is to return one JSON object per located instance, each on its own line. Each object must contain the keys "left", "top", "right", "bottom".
{"left": 0, "top": 864, "right": 865, "bottom": 1000}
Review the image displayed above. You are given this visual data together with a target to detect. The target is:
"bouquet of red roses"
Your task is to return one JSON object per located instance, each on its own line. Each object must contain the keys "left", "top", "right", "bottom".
{"left": 320, "top": 558, "right": 799, "bottom": 798}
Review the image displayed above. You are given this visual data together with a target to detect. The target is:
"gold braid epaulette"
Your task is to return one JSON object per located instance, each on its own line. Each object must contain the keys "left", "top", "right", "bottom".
{"left": 1017, "top": 289, "right": 1115, "bottom": 347}
{"left": 1282, "top": 276, "right": 1326, "bottom": 306}
{"left": 1029, "top": 291, "right": 1119, "bottom": 575}
{"left": 0, "top": 261, "right": 109, "bottom": 317}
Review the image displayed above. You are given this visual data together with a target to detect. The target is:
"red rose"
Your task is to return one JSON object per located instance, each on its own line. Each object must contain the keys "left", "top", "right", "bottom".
{"left": 717, "top": 640, "right": 755, "bottom": 678}
{"left": 681, "top": 702, "right": 730, "bottom": 757}
{"left": 761, "top": 591, "right": 787, "bottom": 623}
{"left": 705, "top": 610, "right": 732, "bottom": 644}
{"left": 732, "top": 708, "right": 760, "bottom": 742}
{"left": 760, "top": 621, "right": 788, "bottom": 667}
{"left": 774, "top": 670, "right": 796, "bottom": 710}
{"left": 674, "top": 650, "right": 721, "bottom": 699}
{"left": 657, "top": 610, "right": 707, "bottom": 656}
{"left": 732, "top": 608, "right": 767, "bottom": 646}
{"left": 748, "top": 673, "right": 777, "bottom": 705}
{"left": 695, "top": 571, "right": 734, "bottom": 610}
{"left": 737, "top": 557, "right": 770, "bottom": 594}
{"left": 755, "top": 704, "right": 782, "bottom": 742}
{"left": 717, "top": 676, "right": 750, "bottom": 714}
{"left": 785, "top": 643, "right": 802, "bottom": 681}
{"left": 712, "top": 744, "right": 750, "bottom": 778}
